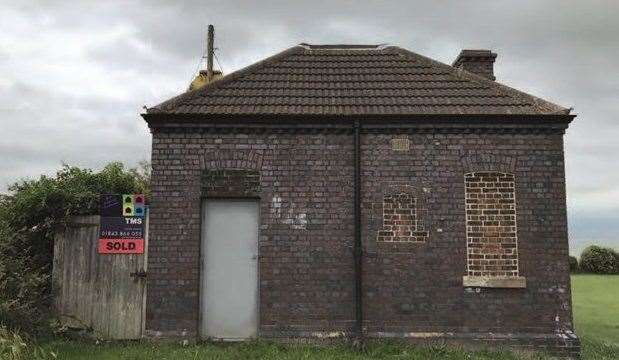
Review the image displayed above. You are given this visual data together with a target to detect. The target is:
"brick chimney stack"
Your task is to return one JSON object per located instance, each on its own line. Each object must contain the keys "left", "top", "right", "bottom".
{"left": 452, "top": 49, "right": 497, "bottom": 81}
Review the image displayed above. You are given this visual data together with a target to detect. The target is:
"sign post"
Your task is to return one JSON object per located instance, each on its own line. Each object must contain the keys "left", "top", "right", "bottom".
{"left": 98, "top": 194, "right": 145, "bottom": 254}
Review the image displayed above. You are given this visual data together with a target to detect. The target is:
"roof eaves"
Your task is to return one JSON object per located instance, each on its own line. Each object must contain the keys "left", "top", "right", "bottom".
{"left": 142, "top": 112, "right": 575, "bottom": 128}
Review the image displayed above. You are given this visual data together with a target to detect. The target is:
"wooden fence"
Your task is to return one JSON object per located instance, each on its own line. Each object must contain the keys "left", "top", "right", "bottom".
{"left": 52, "top": 215, "right": 147, "bottom": 339}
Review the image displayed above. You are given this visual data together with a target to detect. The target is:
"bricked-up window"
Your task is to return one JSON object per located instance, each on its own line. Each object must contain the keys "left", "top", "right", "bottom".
{"left": 464, "top": 172, "right": 519, "bottom": 277}
{"left": 391, "top": 136, "right": 410, "bottom": 151}
{"left": 377, "top": 193, "right": 428, "bottom": 242}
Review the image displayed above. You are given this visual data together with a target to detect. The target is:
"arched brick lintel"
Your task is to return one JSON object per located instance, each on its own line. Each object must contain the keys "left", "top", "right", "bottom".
{"left": 200, "top": 149, "right": 264, "bottom": 171}
{"left": 461, "top": 153, "right": 516, "bottom": 174}
{"left": 196, "top": 150, "right": 264, "bottom": 198}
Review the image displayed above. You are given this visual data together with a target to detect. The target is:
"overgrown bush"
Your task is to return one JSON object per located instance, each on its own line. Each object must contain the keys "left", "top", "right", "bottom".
{"left": 0, "top": 326, "right": 56, "bottom": 359}
{"left": 0, "top": 162, "right": 149, "bottom": 334}
{"left": 0, "top": 233, "right": 50, "bottom": 334}
{"left": 569, "top": 255, "right": 579, "bottom": 273}
{"left": 579, "top": 245, "right": 619, "bottom": 274}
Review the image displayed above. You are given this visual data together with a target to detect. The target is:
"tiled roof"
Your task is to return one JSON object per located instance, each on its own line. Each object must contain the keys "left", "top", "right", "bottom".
{"left": 147, "top": 44, "right": 570, "bottom": 116}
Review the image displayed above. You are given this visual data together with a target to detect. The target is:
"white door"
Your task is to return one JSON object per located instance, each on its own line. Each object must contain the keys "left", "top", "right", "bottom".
{"left": 201, "top": 200, "right": 259, "bottom": 340}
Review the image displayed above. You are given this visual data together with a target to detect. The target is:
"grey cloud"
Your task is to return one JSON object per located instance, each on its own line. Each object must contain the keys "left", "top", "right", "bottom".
{"left": 0, "top": 80, "right": 150, "bottom": 189}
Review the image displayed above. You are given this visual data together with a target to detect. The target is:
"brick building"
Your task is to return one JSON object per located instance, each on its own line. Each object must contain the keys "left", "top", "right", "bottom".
{"left": 142, "top": 44, "right": 578, "bottom": 356}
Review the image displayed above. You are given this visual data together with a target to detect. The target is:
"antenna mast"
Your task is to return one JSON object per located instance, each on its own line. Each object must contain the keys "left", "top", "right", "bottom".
{"left": 207, "top": 25, "right": 214, "bottom": 81}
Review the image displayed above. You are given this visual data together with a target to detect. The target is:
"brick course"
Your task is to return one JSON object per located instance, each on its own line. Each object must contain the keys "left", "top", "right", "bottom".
{"left": 146, "top": 125, "right": 577, "bottom": 356}
{"left": 377, "top": 192, "right": 428, "bottom": 243}
{"left": 464, "top": 172, "right": 519, "bottom": 277}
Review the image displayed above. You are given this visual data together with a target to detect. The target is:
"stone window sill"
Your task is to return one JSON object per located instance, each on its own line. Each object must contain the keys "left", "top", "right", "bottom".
{"left": 462, "top": 276, "right": 526, "bottom": 288}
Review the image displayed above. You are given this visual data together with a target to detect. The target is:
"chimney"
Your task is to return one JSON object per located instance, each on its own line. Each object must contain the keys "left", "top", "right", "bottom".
{"left": 452, "top": 49, "right": 497, "bottom": 80}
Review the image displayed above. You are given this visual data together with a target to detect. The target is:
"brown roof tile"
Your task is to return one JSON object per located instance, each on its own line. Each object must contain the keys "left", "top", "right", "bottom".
{"left": 147, "top": 44, "right": 570, "bottom": 116}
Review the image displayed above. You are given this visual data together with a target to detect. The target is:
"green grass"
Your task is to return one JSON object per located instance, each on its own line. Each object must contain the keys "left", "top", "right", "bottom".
{"left": 571, "top": 274, "right": 619, "bottom": 346}
{"left": 41, "top": 340, "right": 550, "bottom": 360}
{"left": 30, "top": 275, "right": 618, "bottom": 359}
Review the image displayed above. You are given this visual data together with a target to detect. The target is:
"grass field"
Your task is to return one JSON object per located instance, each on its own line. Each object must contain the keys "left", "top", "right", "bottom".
{"left": 571, "top": 274, "right": 619, "bottom": 346}
{"left": 36, "top": 275, "right": 618, "bottom": 359}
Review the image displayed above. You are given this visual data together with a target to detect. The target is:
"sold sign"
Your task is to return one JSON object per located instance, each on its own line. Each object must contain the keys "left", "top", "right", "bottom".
{"left": 98, "top": 239, "right": 144, "bottom": 254}
{"left": 98, "top": 194, "right": 145, "bottom": 254}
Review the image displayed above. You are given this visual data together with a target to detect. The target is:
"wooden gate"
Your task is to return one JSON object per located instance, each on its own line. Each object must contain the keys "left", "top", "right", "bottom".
{"left": 53, "top": 215, "right": 147, "bottom": 339}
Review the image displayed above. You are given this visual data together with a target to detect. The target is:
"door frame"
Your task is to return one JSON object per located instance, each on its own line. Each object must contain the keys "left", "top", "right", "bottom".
{"left": 198, "top": 197, "right": 261, "bottom": 340}
{"left": 140, "top": 207, "right": 149, "bottom": 337}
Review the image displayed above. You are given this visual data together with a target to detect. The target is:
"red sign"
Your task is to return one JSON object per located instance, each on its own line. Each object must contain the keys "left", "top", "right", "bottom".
{"left": 98, "top": 239, "right": 144, "bottom": 254}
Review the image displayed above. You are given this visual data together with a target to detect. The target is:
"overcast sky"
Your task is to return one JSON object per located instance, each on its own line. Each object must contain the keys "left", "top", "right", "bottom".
{"left": 1, "top": 1, "right": 617, "bottom": 254}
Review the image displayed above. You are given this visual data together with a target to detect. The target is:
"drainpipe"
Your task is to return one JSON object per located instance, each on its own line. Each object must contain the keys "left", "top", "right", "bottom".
{"left": 353, "top": 119, "right": 363, "bottom": 341}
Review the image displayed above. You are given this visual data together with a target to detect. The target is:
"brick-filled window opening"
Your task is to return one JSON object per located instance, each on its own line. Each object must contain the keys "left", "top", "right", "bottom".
{"left": 465, "top": 172, "right": 519, "bottom": 277}
{"left": 377, "top": 193, "right": 428, "bottom": 243}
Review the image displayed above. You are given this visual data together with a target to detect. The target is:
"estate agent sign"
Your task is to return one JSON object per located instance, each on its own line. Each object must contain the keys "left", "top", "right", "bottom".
{"left": 98, "top": 194, "right": 145, "bottom": 254}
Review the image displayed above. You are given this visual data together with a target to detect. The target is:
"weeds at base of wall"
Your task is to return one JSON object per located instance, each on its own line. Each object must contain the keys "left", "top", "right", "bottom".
{"left": 0, "top": 327, "right": 57, "bottom": 360}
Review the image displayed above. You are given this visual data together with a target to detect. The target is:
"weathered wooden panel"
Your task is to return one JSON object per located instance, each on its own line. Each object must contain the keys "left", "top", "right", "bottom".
{"left": 53, "top": 215, "right": 147, "bottom": 339}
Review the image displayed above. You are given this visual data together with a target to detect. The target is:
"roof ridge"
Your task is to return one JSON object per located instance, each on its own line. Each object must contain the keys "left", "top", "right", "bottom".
{"left": 299, "top": 43, "right": 387, "bottom": 50}
{"left": 386, "top": 46, "right": 570, "bottom": 114}
{"left": 147, "top": 45, "right": 304, "bottom": 114}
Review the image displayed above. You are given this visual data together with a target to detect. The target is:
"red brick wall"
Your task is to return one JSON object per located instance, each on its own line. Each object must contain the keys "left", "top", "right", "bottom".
{"left": 464, "top": 172, "right": 519, "bottom": 277}
{"left": 146, "top": 126, "right": 574, "bottom": 343}
{"left": 377, "top": 190, "right": 429, "bottom": 243}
